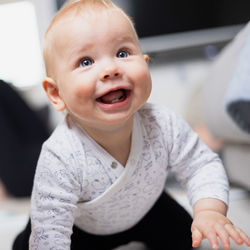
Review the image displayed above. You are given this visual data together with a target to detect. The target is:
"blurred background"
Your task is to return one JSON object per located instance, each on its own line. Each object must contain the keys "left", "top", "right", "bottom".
{"left": 0, "top": 0, "right": 250, "bottom": 249}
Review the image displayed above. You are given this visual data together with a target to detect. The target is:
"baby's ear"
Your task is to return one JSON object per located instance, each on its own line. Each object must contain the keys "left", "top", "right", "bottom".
{"left": 144, "top": 54, "right": 149, "bottom": 63}
{"left": 42, "top": 77, "right": 66, "bottom": 111}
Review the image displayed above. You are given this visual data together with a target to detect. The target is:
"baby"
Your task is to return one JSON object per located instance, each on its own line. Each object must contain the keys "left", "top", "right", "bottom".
{"left": 13, "top": 0, "right": 250, "bottom": 250}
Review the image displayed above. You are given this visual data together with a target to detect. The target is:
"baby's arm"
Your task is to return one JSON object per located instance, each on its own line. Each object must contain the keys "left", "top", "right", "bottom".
{"left": 192, "top": 198, "right": 250, "bottom": 249}
{"left": 29, "top": 144, "right": 81, "bottom": 250}
{"left": 163, "top": 109, "right": 250, "bottom": 249}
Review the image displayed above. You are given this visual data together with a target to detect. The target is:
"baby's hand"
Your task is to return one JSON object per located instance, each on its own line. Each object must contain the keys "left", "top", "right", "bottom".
{"left": 191, "top": 210, "right": 250, "bottom": 249}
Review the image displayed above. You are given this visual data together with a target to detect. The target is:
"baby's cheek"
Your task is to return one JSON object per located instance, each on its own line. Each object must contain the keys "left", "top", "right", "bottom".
{"left": 141, "top": 69, "right": 152, "bottom": 93}
{"left": 74, "top": 84, "right": 93, "bottom": 99}
{"left": 134, "top": 64, "right": 151, "bottom": 83}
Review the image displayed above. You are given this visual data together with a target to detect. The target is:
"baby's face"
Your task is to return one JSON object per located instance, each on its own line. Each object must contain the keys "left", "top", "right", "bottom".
{"left": 48, "top": 9, "right": 152, "bottom": 131}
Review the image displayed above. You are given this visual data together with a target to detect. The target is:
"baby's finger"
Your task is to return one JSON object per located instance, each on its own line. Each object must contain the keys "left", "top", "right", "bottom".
{"left": 214, "top": 224, "right": 230, "bottom": 249}
{"left": 235, "top": 227, "right": 250, "bottom": 246}
{"left": 192, "top": 227, "right": 203, "bottom": 248}
{"left": 205, "top": 230, "right": 219, "bottom": 250}
{"left": 224, "top": 224, "right": 243, "bottom": 245}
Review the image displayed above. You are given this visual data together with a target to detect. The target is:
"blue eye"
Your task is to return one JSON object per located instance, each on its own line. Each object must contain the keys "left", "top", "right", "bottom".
{"left": 80, "top": 58, "right": 93, "bottom": 67}
{"left": 117, "top": 50, "right": 129, "bottom": 58}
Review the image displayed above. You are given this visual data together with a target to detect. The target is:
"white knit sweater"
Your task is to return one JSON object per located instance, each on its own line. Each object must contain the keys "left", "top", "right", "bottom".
{"left": 29, "top": 103, "right": 229, "bottom": 250}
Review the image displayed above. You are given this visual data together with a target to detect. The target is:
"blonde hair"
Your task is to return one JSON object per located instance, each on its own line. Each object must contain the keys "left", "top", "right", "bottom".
{"left": 43, "top": 0, "right": 137, "bottom": 77}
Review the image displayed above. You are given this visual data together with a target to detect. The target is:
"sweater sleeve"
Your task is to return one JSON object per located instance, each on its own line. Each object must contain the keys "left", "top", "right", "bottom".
{"left": 29, "top": 142, "right": 82, "bottom": 250}
{"left": 165, "top": 110, "right": 229, "bottom": 207}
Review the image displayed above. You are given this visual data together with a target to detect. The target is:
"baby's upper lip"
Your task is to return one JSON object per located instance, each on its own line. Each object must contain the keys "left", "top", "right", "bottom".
{"left": 96, "top": 85, "right": 131, "bottom": 99}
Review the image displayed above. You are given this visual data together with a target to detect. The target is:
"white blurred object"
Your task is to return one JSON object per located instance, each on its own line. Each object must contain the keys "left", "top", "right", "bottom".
{"left": 0, "top": 1, "right": 44, "bottom": 88}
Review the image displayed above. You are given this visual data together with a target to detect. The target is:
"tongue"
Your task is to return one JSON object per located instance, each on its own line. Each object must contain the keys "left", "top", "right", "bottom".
{"left": 100, "top": 90, "right": 125, "bottom": 104}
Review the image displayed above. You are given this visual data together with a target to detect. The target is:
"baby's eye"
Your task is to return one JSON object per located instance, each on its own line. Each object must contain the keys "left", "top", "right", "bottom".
{"left": 80, "top": 58, "right": 93, "bottom": 67}
{"left": 117, "top": 50, "right": 129, "bottom": 58}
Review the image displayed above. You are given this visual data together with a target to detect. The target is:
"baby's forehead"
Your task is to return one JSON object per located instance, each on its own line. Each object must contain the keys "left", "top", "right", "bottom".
{"left": 50, "top": 4, "right": 128, "bottom": 32}
{"left": 47, "top": 6, "right": 137, "bottom": 46}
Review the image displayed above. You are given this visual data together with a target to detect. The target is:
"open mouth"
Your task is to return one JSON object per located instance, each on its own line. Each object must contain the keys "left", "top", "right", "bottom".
{"left": 96, "top": 89, "right": 130, "bottom": 104}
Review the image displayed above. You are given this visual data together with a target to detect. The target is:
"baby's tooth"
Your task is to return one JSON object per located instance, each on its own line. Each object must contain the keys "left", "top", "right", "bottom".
{"left": 111, "top": 98, "right": 119, "bottom": 104}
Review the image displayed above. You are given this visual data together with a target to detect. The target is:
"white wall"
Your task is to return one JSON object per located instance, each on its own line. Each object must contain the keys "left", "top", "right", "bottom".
{"left": 0, "top": 0, "right": 56, "bottom": 89}
{"left": 32, "top": 0, "right": 57, "bottom": 43}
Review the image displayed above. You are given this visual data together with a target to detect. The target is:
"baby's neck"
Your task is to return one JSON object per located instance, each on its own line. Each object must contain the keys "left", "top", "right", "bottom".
{"left": 84, "top": 118, "right": 133, "bottom": 167}
{"left": 102, "top": 134, "right": 131, "bottom": 167}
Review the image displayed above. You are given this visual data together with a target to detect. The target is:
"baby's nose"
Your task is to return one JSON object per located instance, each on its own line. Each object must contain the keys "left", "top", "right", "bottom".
{"left": 102, "top": 72, "right": 120, "bottom": 80}
{"left": 100, "top": 64, "right": 121, "bottom": 81}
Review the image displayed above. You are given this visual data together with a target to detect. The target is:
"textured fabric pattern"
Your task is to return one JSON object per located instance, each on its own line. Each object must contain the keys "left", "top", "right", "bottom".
{"left": 29, "top": 103, "right": 229, "bottom": 250}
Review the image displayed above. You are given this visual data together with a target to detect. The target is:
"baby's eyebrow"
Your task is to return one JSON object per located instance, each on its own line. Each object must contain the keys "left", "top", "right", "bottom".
{"left": 117, "top": 35, "right": 137, "bottom": 43}
{"left": 69, "top": 42, "right": 94, "bottom": 57}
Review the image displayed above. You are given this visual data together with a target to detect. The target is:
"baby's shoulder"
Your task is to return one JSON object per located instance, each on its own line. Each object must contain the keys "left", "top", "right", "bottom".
{"left": 45, "top": 119, "right": 70, "bottom": 148}
{"left": 42, "top": 116, "right": 82, "bottom": 157}
{"left": 36, "top": 117, "right": 87, "bottom": 183}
